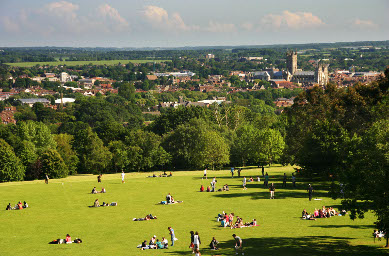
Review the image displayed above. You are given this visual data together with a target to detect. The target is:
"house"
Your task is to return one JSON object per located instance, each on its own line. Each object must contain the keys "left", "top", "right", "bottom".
{"left": 274, "top": 98, "right": 294, "bottom": 108}
{"left": 19, "top": 98, "right": 50, "bottom": 107}
{"left": 0, "top": 106, "right": 17, "bottom": 124}
{"left": 146, "top": 75, "right": 158, "bottom": 81}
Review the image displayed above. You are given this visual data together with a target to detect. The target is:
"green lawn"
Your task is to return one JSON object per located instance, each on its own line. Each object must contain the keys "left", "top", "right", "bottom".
{"left": 4, "top": 59, "right": 171, "bottom": 67}
{"left": 0, "top": 165, "right": 387, "bottom": 256}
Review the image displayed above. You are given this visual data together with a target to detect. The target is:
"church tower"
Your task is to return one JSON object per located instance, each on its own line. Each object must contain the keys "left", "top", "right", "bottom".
{"left": 286, "top": 50, "right": 297, "bottom": 75}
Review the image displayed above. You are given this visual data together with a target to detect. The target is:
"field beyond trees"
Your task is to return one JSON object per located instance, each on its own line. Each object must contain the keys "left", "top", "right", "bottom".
{"left": 5, "top": 59, "right": 171, "bottom": 67}
{"left": 0, "top": 165, "right": 387, "bottom": 256}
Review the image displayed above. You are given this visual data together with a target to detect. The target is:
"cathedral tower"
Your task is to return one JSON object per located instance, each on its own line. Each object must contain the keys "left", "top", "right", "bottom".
{"left": 286, "top": 50, "right": 297, "bottom": 75}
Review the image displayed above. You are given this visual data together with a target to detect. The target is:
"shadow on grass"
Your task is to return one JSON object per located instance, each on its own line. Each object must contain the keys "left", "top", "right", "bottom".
{"left": 212, "top": 190, "right": 329, "bottom": 200}
{"left": 165, "top": 236, "right": 387, "bottom": 256}
{"left": 311, "top": 224, "right": 375, "bottom": 229}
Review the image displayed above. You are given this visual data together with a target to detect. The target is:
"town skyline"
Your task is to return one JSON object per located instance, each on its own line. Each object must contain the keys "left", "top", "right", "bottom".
{"left": 1, "top": 0, "right": 388, "bottom": 47}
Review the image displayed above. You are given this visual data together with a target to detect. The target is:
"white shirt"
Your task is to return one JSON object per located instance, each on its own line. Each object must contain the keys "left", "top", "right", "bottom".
{"left": 193, "top": 235, "right": 200, "bottom": 245}
{"left": 243, "top": 177, "right": 246, "bottom": 184}
{"left": 121, "top": 172, "right": 125, "bottom": 179}
{"left": 204, "top": 169, "right": 207, "bottom": 175}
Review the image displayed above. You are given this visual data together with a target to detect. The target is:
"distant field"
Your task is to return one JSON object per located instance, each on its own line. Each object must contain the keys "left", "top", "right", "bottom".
{"left": 5, "top": 59, "right": 171, "bottom": 67}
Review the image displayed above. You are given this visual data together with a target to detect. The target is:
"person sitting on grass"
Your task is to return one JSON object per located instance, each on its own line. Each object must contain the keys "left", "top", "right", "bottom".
{"left": 200, "top": 185, "right": 204, "bottom": 192}
{"left": 210, "top": 237, "right": 219, "bottom": 250}
{"left": 92, "top": 187, "right": 97, "bottom": 194}
{"left": 101, "top": 187, "right": 106, "bottom": 193}
{"left": 166, "top": 193, "right": 172, "bottom": 204}
{"left": 251, "top": 219, "right": 257, "bottom": 226}
{"left": 140, "top": 240, "right": 149, "bottom": 250}
{"left": 149, "top": 235, "right": 157, "bottom": 249}
{"left": 65, "top": 234, "right": 72, "bottom": 244}
{"left": 17, "top": 201, "right": 23, "bottom": 210}
{"left": 206, "top": 186, "right": 211, "bottom": 192}
{"left": 161, "top": 237, "right": 168, "bottom": 248}
{"left": 94, "top": 199, "right": 100, "bottom": 207}
{"left": 23, "top": 201, "right": 28, "bottom": 208}
{"left": 156, "top": 239, "right": 164, "bottom": 249}
{"left": 249, "top": 177, "right": 254, "bottom": 182}
{"left": 223, "top": 184, "right": 229, "bottom": 191}
{"left": 6, "top": 203, "right": 12, "bottom": 210}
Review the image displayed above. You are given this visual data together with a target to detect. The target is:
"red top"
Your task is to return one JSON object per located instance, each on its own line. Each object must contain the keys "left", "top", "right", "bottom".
{"left": 18, "top": 203, "right": 23, "bottom": 210}
{"left": 66, "top": 236, "right": 72, "bottom": 243}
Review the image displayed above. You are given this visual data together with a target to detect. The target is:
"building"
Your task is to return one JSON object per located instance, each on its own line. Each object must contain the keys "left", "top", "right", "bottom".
{"left": 60, "top": 72, "right": 71, "bottom": 83}
{"left": 19, "top": 98, "right": 50, "bottom": 107}
{"left": 206, "top": 54, "right": 215, "bottom": 59}
{"left": 0, "top": 106, "right": 17, "bottom": 124}
{"left": 286, "top": 50, "right": 298, "bottom": 75}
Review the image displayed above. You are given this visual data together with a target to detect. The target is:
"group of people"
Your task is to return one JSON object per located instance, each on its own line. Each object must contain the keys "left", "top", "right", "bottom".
{"left": 217, "top": 211, "right": 257, "bottom": 229}
{"left": 49, "top": 234, "right": 82, "bottom": 244}
{"left": 301, "top": 206, "right": 347, "bottom": 220}
{"left": 139, "top": 235, "right": 169, "bottom": 250}
{"left": 133, "top": 214, "right": 157, "bottom": 221}
{"left": 91, "top": 199, "right": 117, "bottom": 207}
{"left": 6, "top": 201, "right": 28, "bottom": 210}
{"left": 230, "top": 167, "right": 244, "bottom": 178}
{"left": 91, "top": 187, "right": 106, "bottom": 194}
{"left": 188, "top": 231, "right": 219, "bottom": 255}
{"left": 148, "top": 171, "right": 173, "bottom": 178}
{"left": 373, "top": 230, "right": 386, "bottom": 242}
{"left": 200, "top": 184, "right": 229, "bottom": 192}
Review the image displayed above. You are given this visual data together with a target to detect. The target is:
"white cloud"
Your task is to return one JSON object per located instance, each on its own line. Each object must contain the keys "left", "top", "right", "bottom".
{"left": 261, "top": 10, "right": 325, "bottom": 30}
{"left": 0, "top": 1, "right": 130, "bottom": 36}
{"left": 352, "top": 19, "right": 378, "bottom": 29}
{"left": 241, "top": 22, "right": 254, "bottom": 31}
{"left": 97, "top": 4, "right": 129, "bottom": 29}
{"left": 1, "top": 16, "right": 20, "bottom": 32}
{"left": 143, "top": 5, "right": 196, "bottom": 31}
{"left": 206, "top": 21, "right": 236, "bottom": 33}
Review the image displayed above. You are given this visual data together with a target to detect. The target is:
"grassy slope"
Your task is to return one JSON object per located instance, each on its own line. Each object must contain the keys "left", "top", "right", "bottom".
{"left": 4, "top": 59, "right": 171, "bottom": 67}
{"left": 0, "top": 165, "right": 387, "bottom": 256}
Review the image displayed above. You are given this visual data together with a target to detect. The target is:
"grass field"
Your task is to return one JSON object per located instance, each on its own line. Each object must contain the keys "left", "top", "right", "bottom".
{"left": 4, "top": 59, "right": 171, "bottom": 67}
{"left": 0, "top": 165, "right": 388, "bottom": 256}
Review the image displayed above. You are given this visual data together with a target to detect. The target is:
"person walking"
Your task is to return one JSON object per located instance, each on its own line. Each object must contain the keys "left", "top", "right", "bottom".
{"left": 242, "top": 177, "right": 247, "bottom": 190}
{"left": 203, "top": 168, "right": 207, "bottom": 179}
{"left": 45, "top": 174, "right": 49, "bottom": 184}
{"left": 232, "top": 234, "right": 243, "bottom": 255}
{"left": 307, "top": 184, "right": 314, "bottom": 201}
{"left": 97, "top": 174, "right": 102, "bottom": 183}
{"left": 269, "top": 183, "right": 275, "bottom": 199}
{"left": 264, "top": 172, "right": 269, "bottom": 187}
{"left": 292, "top": 174, "right": 296, "bottom": 187}
{"left": 282, "top": 173, "right": 287, "bottom": 188}
{"left": 189, "top": 231, "right": 195, "bottom": 253}
{"left": 168, "top": 227, "right": 175, "bottom": 246}
{"left": 238, "top": 168, "right": 241, "bottom": 177}
{"left": 262, "top": 166, "right": 265, "bottom": 177}
{"left": 121, "top": 171, "right": 125, "bottom": 183}
{"left": 193, "top": 231, "right": 201, "bottom": 251}
{"left": 231, "top": 167, "right": 234, "bottom": 178}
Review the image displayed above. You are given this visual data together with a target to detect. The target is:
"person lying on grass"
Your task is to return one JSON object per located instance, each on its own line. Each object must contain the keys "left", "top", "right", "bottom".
{"left": 133, "top": 214, "right": 158, "bottom": 221}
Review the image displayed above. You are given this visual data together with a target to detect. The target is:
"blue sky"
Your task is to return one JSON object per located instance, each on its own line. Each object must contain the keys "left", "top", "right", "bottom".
{"left": 0, "top": 0, "right": 388, "bottom": 47}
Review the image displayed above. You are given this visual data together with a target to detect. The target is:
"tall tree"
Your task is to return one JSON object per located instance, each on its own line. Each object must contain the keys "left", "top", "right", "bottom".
{"left": 0, "top": 139, "right": 25, "bottom": 182}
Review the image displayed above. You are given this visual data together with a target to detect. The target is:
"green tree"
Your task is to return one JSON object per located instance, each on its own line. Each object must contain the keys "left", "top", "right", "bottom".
{"left": 0, "top": 139, "right": 25, "bottom": 182}
{"left": 338, "top": 119, "right": 389, "bottom": 247}
{"left": 38, "top": 149, "right": 68, "bottom": 179}
{"left": 54, "top": 134, "right": 79, "bottom": 175}
{"left": 163, "top": 119, "right": 229, "bottom": 169}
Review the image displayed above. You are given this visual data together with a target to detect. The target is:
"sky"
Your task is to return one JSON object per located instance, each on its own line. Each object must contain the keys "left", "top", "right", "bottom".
{"left": 0, "top": 0, "right": 388, "bottom": 48}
